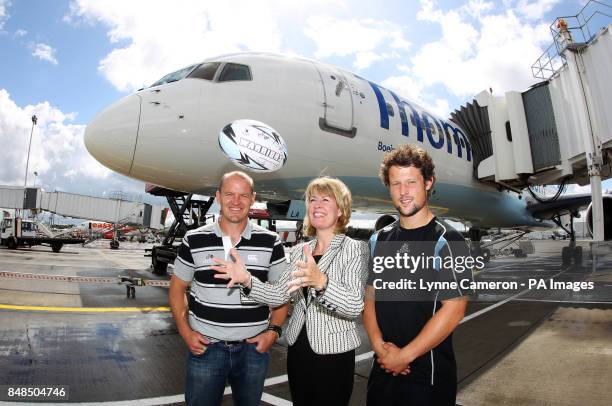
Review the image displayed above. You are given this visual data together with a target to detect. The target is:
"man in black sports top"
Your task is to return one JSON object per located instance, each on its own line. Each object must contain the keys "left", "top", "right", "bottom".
{"left": 364, "top": 144, "right": 471, "bottom": 406}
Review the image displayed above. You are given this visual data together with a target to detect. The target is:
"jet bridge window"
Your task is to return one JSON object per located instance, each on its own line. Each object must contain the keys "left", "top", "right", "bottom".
{"left": 188, "top": 62, "right": 220, "bottom": 81}
{"left": 150, "top": 64, "right": 197, "bottom": 87}
{"left": 218, "top": 63, "right": 252, "bottom": 82}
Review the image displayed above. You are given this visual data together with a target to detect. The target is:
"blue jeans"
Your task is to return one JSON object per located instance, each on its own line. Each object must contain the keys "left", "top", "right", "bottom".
{"left": 185, "top": 342, "right": 269, "bottom": 406}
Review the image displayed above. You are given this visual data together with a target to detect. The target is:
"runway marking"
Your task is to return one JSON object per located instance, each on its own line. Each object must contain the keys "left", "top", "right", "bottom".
{"left": 0, "top": 392, "right": 293, "bottom": 406}
{"left": 0, "top": 270, "right": 170, "bottom": 287}
{"left": 0, "top": 259, "right": 114, "bottom": 269}
{"left": 483, "top": 257, "right": 554, "bottom": 273}
{"left": 0, "top": 304, "right": 170, "bottom": 313}
{"left": 462, "top": 265, "right": 570, "bottom": 323}
{"left": 355, "top": 351, "right": 374, "bottom": 363}
{"left": 514, "top": 298, "right": 612, "bottom": 305}
{"left": 0, "top": 376, "right": 295, "bottom": 406}
{"left": 0, "top": 397, "right": 185, "bottom": 406}
{"left": 261, "top": 393, "right": 293, "bottom": 406}
{"left": 96, "top": 248, "right": 138, "bottom": 270}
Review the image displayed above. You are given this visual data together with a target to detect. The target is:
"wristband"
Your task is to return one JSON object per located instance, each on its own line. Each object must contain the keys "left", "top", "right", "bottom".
{"left": 267, "top": 324, "right": 282, "bottom": 339}
{"left": 240, "top": 272, "right": 253, "bottom": 295}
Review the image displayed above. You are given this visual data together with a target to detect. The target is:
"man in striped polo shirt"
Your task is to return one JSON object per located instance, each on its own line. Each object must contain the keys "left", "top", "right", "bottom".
{"left": 169, "top": 171, "right": 288, "bottom": 406}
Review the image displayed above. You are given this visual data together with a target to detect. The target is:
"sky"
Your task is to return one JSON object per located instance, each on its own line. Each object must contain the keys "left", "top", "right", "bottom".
{"left": 0, "top": 0, "right": 608, "bottom": 207}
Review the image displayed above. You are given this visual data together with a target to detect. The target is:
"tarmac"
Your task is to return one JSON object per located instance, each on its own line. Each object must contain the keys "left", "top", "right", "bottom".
{"left": 0, "top": 239, "right": 610, "bottom": 405}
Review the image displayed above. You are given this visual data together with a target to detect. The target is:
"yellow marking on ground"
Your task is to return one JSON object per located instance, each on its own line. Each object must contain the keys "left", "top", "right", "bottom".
{"left": 0, "top": 304, "right": 170, "bottom": 313}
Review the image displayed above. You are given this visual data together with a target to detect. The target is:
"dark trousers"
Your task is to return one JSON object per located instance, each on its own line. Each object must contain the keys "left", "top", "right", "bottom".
{"left": 287, "top": 327, "right": 355, "bottom": 406}
{"left": 367, "top": 363, "right": 456, "bottom": 406}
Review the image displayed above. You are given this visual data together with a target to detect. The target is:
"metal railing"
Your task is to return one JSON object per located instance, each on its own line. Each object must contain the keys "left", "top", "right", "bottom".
{"left": 532, "top": 0, "right": 612, "bottom": 79}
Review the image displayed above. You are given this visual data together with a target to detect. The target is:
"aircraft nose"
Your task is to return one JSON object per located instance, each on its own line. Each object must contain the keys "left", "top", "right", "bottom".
{"left": 84, "top": 94, "right": 141, "bottom": 176}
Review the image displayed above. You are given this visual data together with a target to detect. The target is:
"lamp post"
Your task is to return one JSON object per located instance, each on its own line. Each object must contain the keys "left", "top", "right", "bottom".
{"left": 23, "top": 115, "right": 38, "bottom": 216}
{"left": 33, "top": 171, "right": 38, "bottom": 188}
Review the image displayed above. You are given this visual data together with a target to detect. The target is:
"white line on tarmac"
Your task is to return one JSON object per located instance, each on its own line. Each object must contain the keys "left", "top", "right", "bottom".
{"left": 95, "top": 248, "right": 136, "bottom": 270}
{"left": 482, "top": 257, "right": 550, "bottom": 273}
{"left": 261, "top": 393, "right": 293, "bottom": 406}
{"left": 0, "top": 392, "right": 295, "bottom": 406}
{"left": 355, "top": 351, "right": 374, "bottom": 363}
{"left": 462, "top": 265, "right": 569, "bottom": 323}
{"left": 514, "top": 298, "right": 612, "bottom": 305}
{"left": 0, "top": 398, "right": 184, "bottom": 406}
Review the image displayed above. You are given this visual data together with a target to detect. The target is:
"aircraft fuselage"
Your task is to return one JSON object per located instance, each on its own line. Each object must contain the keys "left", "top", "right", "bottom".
{"left": 84, "top": 53, "right": 547, "bottom": 229}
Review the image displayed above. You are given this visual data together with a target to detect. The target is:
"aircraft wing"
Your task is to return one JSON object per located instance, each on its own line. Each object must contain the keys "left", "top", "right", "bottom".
{"left": 526, "top": 193, "right": 591, "bottom": 220}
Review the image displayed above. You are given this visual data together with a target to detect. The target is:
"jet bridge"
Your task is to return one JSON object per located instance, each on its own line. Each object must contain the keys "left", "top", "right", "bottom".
{"left": 0, "top": 186, "right": 168, "bottom": 229}
{"left": 452, "top": 2, "right": 612, "bottom": 193}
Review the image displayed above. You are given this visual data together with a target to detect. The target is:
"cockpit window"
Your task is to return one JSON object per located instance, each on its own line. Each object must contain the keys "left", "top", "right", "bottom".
{"left": 150, "top": 64, "right": 197, "bottom": 87}
{"left": 218, "top": 63, "right": 252, "bottom": 82}
{"left": 188, "top": 62, "right": 220, "bottom": 81}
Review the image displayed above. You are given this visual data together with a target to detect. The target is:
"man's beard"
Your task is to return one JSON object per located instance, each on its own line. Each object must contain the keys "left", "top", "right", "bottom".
{"left": 394, "top": 199, "right": 425, "bottom": 218}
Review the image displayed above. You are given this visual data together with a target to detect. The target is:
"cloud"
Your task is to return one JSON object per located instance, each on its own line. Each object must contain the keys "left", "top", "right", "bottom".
{"left": 14, "top": 28, "right": 26, "bottom": 37}
{"left": 304, "top": 15, "right": 411, "bottom": 70}
{"left": 0, "top": 0, "right": 9, "bottom": 30}
{"left": 354, "top": 51, "right": 382, "bottom": 70}
{"left": 381, "top": 75, "right": 425, "bottom": 105}
{"left": 32, "top": 43, "right": 59, "bottom": 65}
{"left": 515, "top": 0, "right": 561, "bottom": 20}
{"left": 0, "top": 88, "right": 113, "bottom": 192}
{"left": 381, "top": 75, "right": 451, "bottom": 118}
{"left": 462, "top": 0, "right": 496, "bottom": 19}
{"left": 66, "top": 0, "right": 288, "bottom": 92}
{"left": 375, "top": 0, "right": 557, "bottom": 120}
{"left": 408, "top": 0, "right": 550, "bottom": 98}
{"left": 66, "top": 0, "right": 412, "bottom": 88}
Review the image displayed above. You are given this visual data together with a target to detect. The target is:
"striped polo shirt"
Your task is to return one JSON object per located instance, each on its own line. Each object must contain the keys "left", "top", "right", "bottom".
{"left": 173, "top": 219, "right": 286, "bottom": 341}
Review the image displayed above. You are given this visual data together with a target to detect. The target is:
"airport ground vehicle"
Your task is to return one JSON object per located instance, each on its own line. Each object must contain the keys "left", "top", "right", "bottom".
{"left": 1, "top": 215, "right": 85, "bottom": 253}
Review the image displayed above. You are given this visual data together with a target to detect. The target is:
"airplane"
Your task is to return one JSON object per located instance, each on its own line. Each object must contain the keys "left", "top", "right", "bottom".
{"left": 76, "top": 221, "right": 139, "bottom": 239}
{"left": 83, "top": 52, "right": 610, "bottom": 265}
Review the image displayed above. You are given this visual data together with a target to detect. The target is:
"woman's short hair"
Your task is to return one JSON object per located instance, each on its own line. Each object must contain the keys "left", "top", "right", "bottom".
{"left": 303, "top": 177, "right": 352, "bottom": 237}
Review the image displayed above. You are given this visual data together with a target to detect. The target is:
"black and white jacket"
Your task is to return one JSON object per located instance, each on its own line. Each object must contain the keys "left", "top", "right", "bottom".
{"left": 245, "top": 234, "right": 369, "bottom": 354}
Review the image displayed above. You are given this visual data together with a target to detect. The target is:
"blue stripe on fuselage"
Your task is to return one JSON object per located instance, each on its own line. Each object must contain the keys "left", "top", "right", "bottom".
{"left": 367, "top": 80, "right": 472, "bottom": 162}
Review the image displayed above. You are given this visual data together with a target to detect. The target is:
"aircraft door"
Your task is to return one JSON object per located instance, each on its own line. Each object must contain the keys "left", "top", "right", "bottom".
{"left": 314, "top": 64, "right": 355, "bottom": 136}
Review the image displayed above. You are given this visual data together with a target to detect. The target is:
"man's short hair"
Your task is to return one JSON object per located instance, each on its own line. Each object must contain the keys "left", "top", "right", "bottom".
{"left": 219, "top": 171, "right": 254, "bottom": 193}
{"left": 303, "top": 177, "right": 352, "bottom": 237}
{"left": 379, "top": 144, "right": 436, "bottom": 194}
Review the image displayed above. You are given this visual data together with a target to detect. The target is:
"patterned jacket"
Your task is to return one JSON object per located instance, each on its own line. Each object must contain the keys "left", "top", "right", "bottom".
{"left": 245, "top": 233, "right": 369, "bottom": 354}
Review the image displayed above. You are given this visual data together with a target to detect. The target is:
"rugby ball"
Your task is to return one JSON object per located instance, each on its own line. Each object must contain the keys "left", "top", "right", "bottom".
{"left": 218, "top": 119, "right": 288, "bottom": 173}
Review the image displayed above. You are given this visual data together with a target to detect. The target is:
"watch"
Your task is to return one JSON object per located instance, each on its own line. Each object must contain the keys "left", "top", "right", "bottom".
{"left": 267, "top": 324, "right": 282, "bottom": 338}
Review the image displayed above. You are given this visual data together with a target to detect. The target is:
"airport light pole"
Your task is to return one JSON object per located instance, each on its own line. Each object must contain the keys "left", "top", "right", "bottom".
{"left": 23, "top": 115, "right": 38, "bottom": 216}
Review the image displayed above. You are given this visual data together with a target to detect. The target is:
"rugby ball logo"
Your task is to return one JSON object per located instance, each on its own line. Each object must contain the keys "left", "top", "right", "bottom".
{"left": 218, "top": 119, "right": 288, "bottom": 173}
